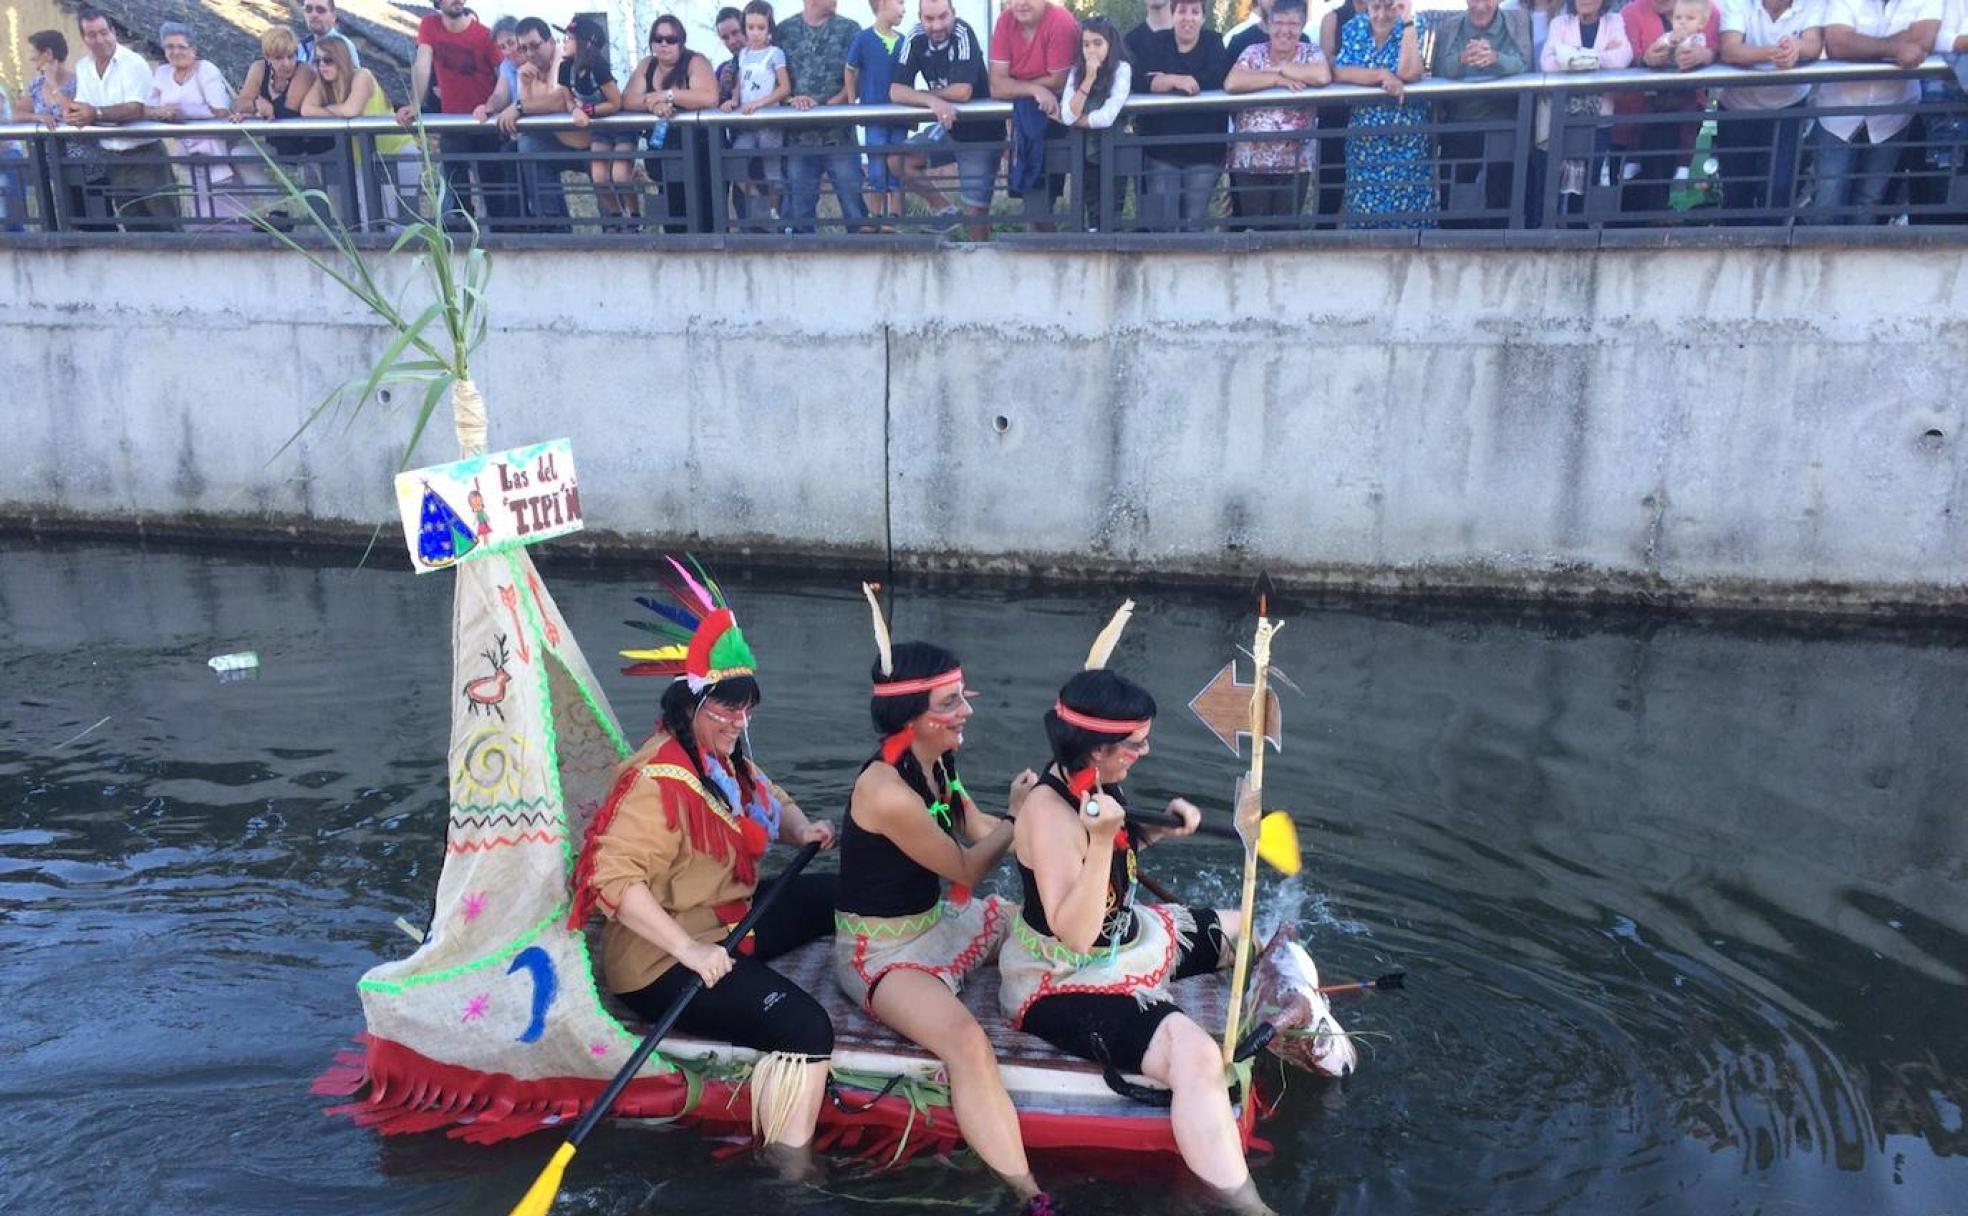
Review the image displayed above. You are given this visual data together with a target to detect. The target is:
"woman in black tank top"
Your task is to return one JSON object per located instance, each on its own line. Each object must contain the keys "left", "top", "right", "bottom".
{"left": 832, "top": 633, "right": 1054, "bottom": 1213}
{"left": 1002, "top": 665, "right": 1271, "bottom": 1216}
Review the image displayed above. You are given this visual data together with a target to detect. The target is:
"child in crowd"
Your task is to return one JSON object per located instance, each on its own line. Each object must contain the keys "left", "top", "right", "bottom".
{"left": 1657, "top": 0, "right": 1710, "bottom": 56}
{"left": 723, "top": 0, "right": 790, "bottom": 226}
{"left": 1059, "top": 15, "right": 1132, "bottom": 228}
{"left": 561, "top": 17, "right": 634, "bottom": 228}
{"left": 845, "top": 0, "right": 908, "bottom": 227}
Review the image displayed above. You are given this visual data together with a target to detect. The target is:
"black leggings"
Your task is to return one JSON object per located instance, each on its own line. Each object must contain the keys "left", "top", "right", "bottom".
{"left": 617, "top": 871, "right": 838, "bottom": 1058}
{"left": 1020, "top": 907, "right": 1226, "bottom": 1074}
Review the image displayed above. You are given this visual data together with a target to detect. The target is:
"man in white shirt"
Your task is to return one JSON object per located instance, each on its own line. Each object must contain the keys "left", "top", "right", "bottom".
{"left": 1716, "top": 0, "right": 1824, "bottom": 213}
{"left": 1813, "top": 0, "right": 1941, "bottom": 221}
{"left": 60, "top": 5, "right": 178, "bottom": 230}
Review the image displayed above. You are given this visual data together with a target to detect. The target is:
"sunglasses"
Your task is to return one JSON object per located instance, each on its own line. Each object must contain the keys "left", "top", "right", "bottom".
{"left": 651, "top": 33, "right": 682, "bottom": 44}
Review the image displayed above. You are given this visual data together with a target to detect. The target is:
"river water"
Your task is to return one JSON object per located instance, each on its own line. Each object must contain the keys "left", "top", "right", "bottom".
{"left": 2, "top": 538, "right": 1964, "bottom": 1216}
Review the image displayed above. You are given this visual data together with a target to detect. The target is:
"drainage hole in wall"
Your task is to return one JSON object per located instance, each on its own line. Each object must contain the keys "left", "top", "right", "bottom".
{"left": 378, "top": 388, "right": 394, "bottom": 406}
{"left": 992, "top": 414, "right": 1011, "bottom": 435}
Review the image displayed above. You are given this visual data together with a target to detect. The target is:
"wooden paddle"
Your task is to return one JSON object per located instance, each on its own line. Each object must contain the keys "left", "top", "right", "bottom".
{"left": 507, "top": 841, "right": 824, "bottom": 1216}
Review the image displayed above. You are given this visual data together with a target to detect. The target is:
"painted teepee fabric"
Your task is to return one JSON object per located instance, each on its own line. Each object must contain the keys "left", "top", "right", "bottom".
{"left": 318, "top": 547, "right": 691, "bottom": 1141}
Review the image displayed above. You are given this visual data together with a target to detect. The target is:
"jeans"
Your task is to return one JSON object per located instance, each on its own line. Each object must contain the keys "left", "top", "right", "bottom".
{"left": 1142, "top": 157, "right": 1220, "bottom": 232}
{"left": 514, "top": 132, "right": 570, "bottom": 231}
{"left": 1810, "top": 123, "right": 1904, "bottom": 224}
{"left": 784, "top": 139, "right": 868, "bottom": 233}
{"left": 1712, "top": 104, "right": 1805, "bottom": 218}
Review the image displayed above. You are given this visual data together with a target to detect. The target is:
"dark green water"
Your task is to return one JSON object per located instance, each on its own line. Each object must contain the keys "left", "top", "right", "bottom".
{"left": 2, "top": 539, "right": 1964, "bottom": 1216}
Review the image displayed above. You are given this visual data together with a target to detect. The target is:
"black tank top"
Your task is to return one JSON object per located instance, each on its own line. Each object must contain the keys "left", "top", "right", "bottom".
{"left": 1017, "top": 770, "right": 1139, "bottom": 950}
{"left": 836, "top": 749, "right": 966, "bottom": 918}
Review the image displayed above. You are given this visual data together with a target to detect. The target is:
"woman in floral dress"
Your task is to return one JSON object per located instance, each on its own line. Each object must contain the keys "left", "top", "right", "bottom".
{"left": 1223, "top": 0, "right": 1332, "bottom": 226}
{"left": 1332, "top": 0, "right": 1431, "bottom": 228}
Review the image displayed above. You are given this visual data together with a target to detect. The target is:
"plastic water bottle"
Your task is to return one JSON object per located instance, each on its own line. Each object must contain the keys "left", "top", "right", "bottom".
{"left": 208, "top": 652, "right": 260, "bottom": 683}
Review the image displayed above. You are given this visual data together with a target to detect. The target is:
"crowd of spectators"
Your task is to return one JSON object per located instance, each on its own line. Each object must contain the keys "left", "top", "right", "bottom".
{"left": 3, "top": 0, "right": 1966, "bottom": 233}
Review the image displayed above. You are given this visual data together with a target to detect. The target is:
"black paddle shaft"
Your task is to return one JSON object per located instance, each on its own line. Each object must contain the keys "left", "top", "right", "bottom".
{"left": 564, "top": 840, "right": 823, "bottom": 1149}
{"left": 1122, "top": 810, "right": 1244, "bottom": 845}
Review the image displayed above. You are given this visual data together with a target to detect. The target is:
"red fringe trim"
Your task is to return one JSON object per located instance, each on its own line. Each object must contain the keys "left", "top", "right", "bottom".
{"left": 313, "top": 1034, "right": 1249, "bottom": 1155}
{"left": 567, "top": 767, "right": 644, "bottom": 929}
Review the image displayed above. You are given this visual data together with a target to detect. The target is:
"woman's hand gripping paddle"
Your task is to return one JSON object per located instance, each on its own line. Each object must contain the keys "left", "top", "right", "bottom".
{"left": 507, "top": 840, "right": 824, "bottom": 1216}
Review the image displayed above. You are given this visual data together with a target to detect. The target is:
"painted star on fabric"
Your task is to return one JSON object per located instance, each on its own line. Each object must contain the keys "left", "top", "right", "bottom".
{"left": 462, "top": 891, "right": 488, "bottom": 922}
{"left": 462, "top": 993, "right": 490, "bottom": 1022}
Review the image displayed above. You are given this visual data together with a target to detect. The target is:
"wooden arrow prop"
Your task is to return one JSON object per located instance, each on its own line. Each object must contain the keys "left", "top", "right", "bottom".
{"left": 1217, "top": 582, "right": 1282, "bottom": 1066}
{"left": 1188, "top": 662, "right": 1282, "bottom": 757}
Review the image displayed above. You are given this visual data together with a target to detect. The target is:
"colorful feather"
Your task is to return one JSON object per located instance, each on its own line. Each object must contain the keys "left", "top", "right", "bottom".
{"left": 665, "top": 556, "right": 717, "bottom": 616}
{"left": 634, "top": 596, "right": 702, "bottom": 633}
{"left": 649, "top": 564, "right": 709, "bottom": 619}
{"left": 684, "top": 553, "right": 728, "bottom": 608}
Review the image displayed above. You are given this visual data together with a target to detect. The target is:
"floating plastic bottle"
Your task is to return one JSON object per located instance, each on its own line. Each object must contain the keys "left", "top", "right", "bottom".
{"left": 208, "top": 652, "right": 261, "bottom": 682}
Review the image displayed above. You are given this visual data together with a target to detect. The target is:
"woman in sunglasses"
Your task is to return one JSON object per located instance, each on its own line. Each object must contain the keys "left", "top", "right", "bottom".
{"left": 834, "top": 593, "right": 1054, "bottom": 1212}
{"left": 999, "top": 635, "right": 1269, "bottom": 1214}
{"left": 624, "top": 14, "right": 720, "bottom": 232}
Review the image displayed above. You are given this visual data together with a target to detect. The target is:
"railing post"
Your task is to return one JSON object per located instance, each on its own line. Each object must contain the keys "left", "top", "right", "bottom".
{"left": 702, "top": 119, "right": 728, "bottom": 235}
{"left": 1510, "top": 88, "right": 1535, "bottom": 230}
{"left": 1541, "top": 88, "right": 1566, "bottom": 231}
{"left": 681, "top": 121, "right": 704, "bottom": 235}
{"left": 36, "top": 134, "right": 64, "bottom": 233}
{"left": 1098, "top": 123, "right": 1118, "bottom": 233}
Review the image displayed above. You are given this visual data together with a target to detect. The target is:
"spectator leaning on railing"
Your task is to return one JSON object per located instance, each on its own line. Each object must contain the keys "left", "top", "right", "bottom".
{"left": 891, "top": 0, "right": 998, "bottom": 240}
{"left": 235, "top": 27, "right": 322, "bottom": 158}
{"left": 489, "top": 16, "right": 572, "bottom": 232}
{"left": 1223, "top": 0, "right": 1330, "bottom": 227}
{"left": 991, "top": 0, "right": 1079, "bottom": 226}
{"left": 300, "top": 34, "right": 416, "bottom": 226}
{"left": 1814, "top": 0, "right": 1942, "bottom": 221}
{"left": 63, "top": 5, "right": 178, "bottom": 231}
{"left": 144, "top": 22, "right": 246, "bottom": 226}
{"left": 559, "top": 16, "right": 633, "bottom": 230}
{"left": 1133, "top": 0, "right": 1233, "bottom": 232}
{"left": 1715, "top": 0, "right": 1822, "bottom": 215}
{"left": 626, "top": 14, "right": 721, "bottom": 234}
{"left": 1058, "top": 13, "right": 1133, "bottom": 227}
{"left": 778, "top": 0, "right": 869, "bottom": 232}
{"left": 397, "top": 0, "right": 514, "bottom": 230}
{"left": 1426, "top": 0, "right": 1533, "bottom": 227}
{"left": 1540, "top": 0, "right": 1633, "bottom": 214}
{"left": 13, "top": 31, "right": 86, "bottom": 225}
{"left": 723, "top": 1, "right": 792, "bottom": 229}
{"left": 1613, "top": 0, "right": 1720, "bottom": 213}
{"left": 1332, "top": 0, "right": 1431, "bottom": 228}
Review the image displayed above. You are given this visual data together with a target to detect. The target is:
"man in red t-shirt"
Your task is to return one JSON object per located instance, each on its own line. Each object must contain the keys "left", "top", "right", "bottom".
{"left": 396, "top": 0, "right": 516, "bottom": 227}
{"left": 989, "top": 0, "right": 1079, "bottom": 225}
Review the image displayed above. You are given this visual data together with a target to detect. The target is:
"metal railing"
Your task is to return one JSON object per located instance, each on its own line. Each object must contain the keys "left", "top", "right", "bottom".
{"left": 1, "top": 57, "right": 1962, "bottom": 241}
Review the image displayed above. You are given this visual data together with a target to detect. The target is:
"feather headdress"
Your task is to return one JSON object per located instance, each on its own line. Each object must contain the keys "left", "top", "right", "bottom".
{"left": 621, "top": 555, "right": 757, "bottom": 691}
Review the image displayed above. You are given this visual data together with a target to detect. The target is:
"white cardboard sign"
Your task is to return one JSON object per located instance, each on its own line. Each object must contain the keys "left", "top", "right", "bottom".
{"left": 393, "top": 438, "right": 583, "bottom": 573}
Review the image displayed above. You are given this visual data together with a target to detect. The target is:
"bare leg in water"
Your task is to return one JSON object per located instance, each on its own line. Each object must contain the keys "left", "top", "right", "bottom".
{"left": 871, "top": 970, "right": 1041, "bottom": 1199}
{"left": 752, "top": 1055, "right": 831, "bottom": 1179}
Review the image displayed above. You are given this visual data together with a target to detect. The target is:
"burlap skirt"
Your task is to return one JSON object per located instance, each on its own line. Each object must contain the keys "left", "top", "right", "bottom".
{"left": 997, "top": 902, "right": 1198, "bottom": 1030}
{"left": 833, "top": 895, "right": 1011, "bottom": 1014}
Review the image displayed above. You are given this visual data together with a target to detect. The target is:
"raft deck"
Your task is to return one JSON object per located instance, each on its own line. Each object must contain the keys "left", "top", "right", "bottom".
{"left": 637, "top": 938, "right": 1237, "bottom": 1120}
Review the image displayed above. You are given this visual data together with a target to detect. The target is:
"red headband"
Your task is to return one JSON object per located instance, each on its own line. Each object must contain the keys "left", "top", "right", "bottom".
{"left": 872, "top": 668, "right": 966, "bottom": 697}
{"left": 1053, "top": 701, "right": 1151, "bottom": 735}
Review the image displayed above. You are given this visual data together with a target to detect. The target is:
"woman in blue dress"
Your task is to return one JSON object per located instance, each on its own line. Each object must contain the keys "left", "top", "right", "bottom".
{"left": 1332, "top": 0, "right": 1432, "bottom": 228}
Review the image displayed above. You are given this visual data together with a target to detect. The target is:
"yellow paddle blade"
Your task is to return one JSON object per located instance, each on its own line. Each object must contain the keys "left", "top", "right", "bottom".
{"left": 1257, "top": 812, "right": 1301, "bottom": 876}
{"left": 509, "top": 1141, "right": 577, "bottom": 1216}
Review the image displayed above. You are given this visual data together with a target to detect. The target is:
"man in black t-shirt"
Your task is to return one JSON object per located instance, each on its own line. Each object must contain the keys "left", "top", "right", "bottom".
{"left": 891, "top": 0, "right": 1000, "bottom": 238}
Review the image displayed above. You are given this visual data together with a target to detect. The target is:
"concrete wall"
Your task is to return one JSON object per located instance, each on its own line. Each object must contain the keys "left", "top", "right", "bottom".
{"left": 3, "top": 242, "right": 1964, "bottom": 611}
